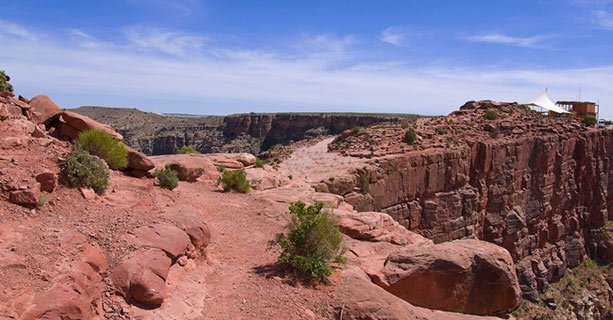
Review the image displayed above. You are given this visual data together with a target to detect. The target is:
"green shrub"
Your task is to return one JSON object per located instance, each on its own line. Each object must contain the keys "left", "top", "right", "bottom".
{"left": 403, "top": 128, "right": 417, "bottom": 144}
{"left": 0, "top": 70, "right": 12, "bottom": 92}
{"left": 37, "top": 194, "right": 48, "bottom": 208}
{"left": 582, "top": 117, "right": 597, "bottom": 127}
{"left": 218, "top": 169, "right": 250, "bottom": 193}
{"left": 76, "top": 129, "right": 128, "bottom": 170}
{"left": 272, "top": 201, "right": 344, "bottom": 281}
{"left": 484, "top": 110, "right": 498, "bottom": 120}
{"left": 61, "top": 147, "right": 109, "bottom": 194}
{"left": 154, "top": 166, "right": 179, "bottom": 190}
{"left": 352, "top": 126, "right": 363, "bottom": 134}
{"left": 400, "top": 121, "right": 410, "bottom": 129}
{"left": 435, "top": 127, "right": 446, "bottom": 135}
{"left": 176, "top": 146, "right": 200, "bottom": 154}
{"left": 357, "top": 172, "right": 369, "bottom": 193}
{"left": 255, "top": 158, "right": 266, "bottom": 168}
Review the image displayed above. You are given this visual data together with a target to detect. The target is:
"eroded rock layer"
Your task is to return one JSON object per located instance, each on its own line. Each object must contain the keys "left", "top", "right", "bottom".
{"left": 328, "top": 101, "right": 612, "bottom": 300}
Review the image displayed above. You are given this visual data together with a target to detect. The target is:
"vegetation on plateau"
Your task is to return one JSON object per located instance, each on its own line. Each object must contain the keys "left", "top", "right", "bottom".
{"left": 176, "top": 146, "right": 200, "bottom": 154}
{"left": 272, "top": 201, "right": 345, "bottom": 281}
{"left": 76, "top": 129, "right": 128, "bottom": 170}
{"left": 60, "top": 146, "right": 110, "bottom": 194}
{"left": 154, "top": 166, "right": 179, "bottom": 190}
{"left": 218, "top": 169, "right": 251, "bottom": 193}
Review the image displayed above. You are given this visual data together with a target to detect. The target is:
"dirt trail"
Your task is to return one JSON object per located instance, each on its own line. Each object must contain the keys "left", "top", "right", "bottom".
{"left": 279, "top": 138, "right": 367, "bottom": 184}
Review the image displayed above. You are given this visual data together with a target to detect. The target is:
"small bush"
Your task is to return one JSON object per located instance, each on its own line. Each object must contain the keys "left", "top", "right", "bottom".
{"left": 582, "top": 117, "right": 597, "bottom": 127}
{"left": 403, "top": 128, "right": 417, "bottom": 144}
{"left": 76, "top": 129, "right": 128, "bottom": 170}
{"left": 154, "top": 166, "right": 179, "bottom": 190}
{"left": 435, "top": 127, "right": 446, "bottom": 135}
{"left": 218, "top": 169, "right": 250, "bottom": 193}
{"left": 37, "top": 194, "right": 48, "bottom": 208}
{"left": 352, "top": 126, "right": 363, "bottom": 134}
{"left": 255, "top": 158, "right": 266, "bottom": 168}
{"left": 61, "top": 147, "right": 109, "bottom": 194}
{"left": 357, "top": 172, "right": 369, "bottom": 193}
{"left": 272, "top": 201, "right": 344, "bottom": 281}
{"left": 484, "top": 110, "right": 498, "bottom": 120}
{"left": 0, "top": 70, "right": 13, "bottom": 92}
{"left": 176, "top": 146, "right": 200, "bottom": 154}
{"left": 400, "top": 121, "right": 410, "bottom": 129}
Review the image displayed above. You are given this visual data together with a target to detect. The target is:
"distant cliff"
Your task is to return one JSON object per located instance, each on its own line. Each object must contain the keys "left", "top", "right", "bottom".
{"left": 71, "top": 107, "right": 415, "bottom": 155}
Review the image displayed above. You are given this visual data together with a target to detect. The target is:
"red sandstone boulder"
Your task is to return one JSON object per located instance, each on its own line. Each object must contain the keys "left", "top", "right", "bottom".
{"left": 47, "top": 111, "right": 123, "bottom": 141}
{"left": 333, "top": 209, "right": 432, "bottom": 246}
{"left": 36, "top": 170, "right": 57, "bottom": 192}
{"left": 112, "top": 248, "right": 172, "bottom": 306}
{"left": 149, "top": 154, "right": 219, "bottom": 182}
{"left": 126, "top": 223, "right": 191, "bottom": 259}
{"left": 9, "top": 183, "right": 40, "bottom": 206}
{"left": 126, "top": 146, "right": 155, "bottom": 171}
{"left": 373, "top": 239, "right": 521, "bottom": 315}
{"left": 161, "top": 205, "right": 211, "bottom": 248}
{"left": 29, "top": 94, "right": 61, "bottom": 124}
{"left": 336, "top": 267, "right": 500, "bottom": 320}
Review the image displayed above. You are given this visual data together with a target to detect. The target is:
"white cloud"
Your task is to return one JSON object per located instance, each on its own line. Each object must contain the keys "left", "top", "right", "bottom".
{"left": 0, "top": 19, "right": 37, "bottom": 42}
{"left": 466, "top": 33, "right": 551, "bottom": 49}
{"left": 379, "top": 27, "right": 408, "bottom": 47}
{"left": 1, "top": 21, "right": 612, "bottom": 118}
{"left": 593, "top": 10, "right": 613, "bottom": 29}
{"left": 125, "top": 0, "right": 202, "bottom": 16}
{"left": 123, "top": 26, "right": 207, "bottom": 56}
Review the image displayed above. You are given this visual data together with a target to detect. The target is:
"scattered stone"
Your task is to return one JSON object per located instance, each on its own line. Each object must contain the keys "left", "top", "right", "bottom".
{"left": 36, "top": 170, "right": 57, "bottom": 192}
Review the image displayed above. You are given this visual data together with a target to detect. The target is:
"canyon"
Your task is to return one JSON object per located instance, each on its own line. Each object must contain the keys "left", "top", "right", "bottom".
{"left": 1, "top": 90, "right": 611, "bottom": 319}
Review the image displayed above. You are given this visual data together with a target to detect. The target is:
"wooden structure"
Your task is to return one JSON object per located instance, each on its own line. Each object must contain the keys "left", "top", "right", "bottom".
{"left": 555, "top": 101, "right": 598, "bottom": 121}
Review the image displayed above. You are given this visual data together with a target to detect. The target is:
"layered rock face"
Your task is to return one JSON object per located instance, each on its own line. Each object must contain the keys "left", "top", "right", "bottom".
{"left": 327, "top": 101, "right": 612, "bottom": 300}
{"left": 72, "top": 106, "right": 412, "bottom": 155}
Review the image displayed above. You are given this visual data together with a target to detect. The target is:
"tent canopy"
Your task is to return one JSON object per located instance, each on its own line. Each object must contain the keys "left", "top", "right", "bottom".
{"left": 527, "top": 92, "right": 570, "bottom": 114}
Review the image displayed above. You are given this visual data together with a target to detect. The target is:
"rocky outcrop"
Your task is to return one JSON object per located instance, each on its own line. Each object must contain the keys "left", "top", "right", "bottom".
{"left": 325, "top": 101, "right": 613, "bottom": 301}
{"left": 29, "top": 94, "right": 61, "bottom": 124}
{"left": 373, "top": 239, "right": 520, "bottom": 315}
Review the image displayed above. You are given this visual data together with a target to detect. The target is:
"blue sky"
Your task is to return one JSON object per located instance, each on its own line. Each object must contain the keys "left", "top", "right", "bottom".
{"left": 1, "top": 0, "right": 613, "bottom": 116}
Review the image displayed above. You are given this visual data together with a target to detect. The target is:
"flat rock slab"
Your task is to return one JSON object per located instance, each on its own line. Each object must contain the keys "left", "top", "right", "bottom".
{"left": 161, "top": 205, "right": 211, "bottom": 249}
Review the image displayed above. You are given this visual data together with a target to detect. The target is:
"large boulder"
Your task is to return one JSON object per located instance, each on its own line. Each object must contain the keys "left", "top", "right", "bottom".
{"left": 336, "top": 267, "right": 500, "bottom": 320}
{"left": 333, "top": 209, "right": 432, "bottom": 246}
{"left": 126, "top": 146, "right": 155, "bottom": 171}
{"left": 161, "top": 205, "right": 211, "bottom": 249}
{"left": 373, "top": 239, "right": 520, "bottom": 315}
{"left": 149, "top": 154, "right": 219, "bottom": 182}
{"left": 46, "top": 111, "right": 123, "bottom": 141}
{"left": 125, "top": 223, "right": 191, "bottom": 259}
{"left": 29, "top": 94, "right": 61, "bottom": 124}
{"left": 112, "top": 248, "right": 172, "bottom": 306}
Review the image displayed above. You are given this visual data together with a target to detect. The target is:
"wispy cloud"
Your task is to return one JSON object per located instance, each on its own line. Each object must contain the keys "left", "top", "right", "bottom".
{"left": 593, "top": 10, "right": 613, "bottom": 29}
{"left": 0, "top": 19, "right": 37, "bottom": 42}
{"left": 125, "top": 0, "right": 203, "bottom": 16}
{"left": 123, "top": 26, "right": 207, "bottom": 56}
{"left": 379, "top": 27, "right": 408, "bottom": 47}
{"left": 466, "top": 33, "right": 552, "bottom": 49}
{"left": 0, "top": 21, "right": 612, "bottom": 117}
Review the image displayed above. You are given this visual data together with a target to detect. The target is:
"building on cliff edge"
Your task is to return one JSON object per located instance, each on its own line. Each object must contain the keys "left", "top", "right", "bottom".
{"left": 527, "top": 91, "right": 600, "bottom": 122}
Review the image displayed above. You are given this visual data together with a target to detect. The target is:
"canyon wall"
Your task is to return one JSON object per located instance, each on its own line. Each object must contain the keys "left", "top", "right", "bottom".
{"left": 72, "top": 107, "right": 411, "bottom": 155}
{"left": 352, "top": 129, "right": 612, "bottom": 300}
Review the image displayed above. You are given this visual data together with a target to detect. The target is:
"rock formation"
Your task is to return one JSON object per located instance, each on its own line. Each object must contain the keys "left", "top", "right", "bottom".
{"left": 325, "top": 100, "right": 613, "bottom": 302}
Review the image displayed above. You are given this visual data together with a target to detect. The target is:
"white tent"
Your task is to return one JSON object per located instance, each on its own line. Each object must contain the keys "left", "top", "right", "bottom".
{"left": 527, "top": 92, "right": 570, "bottom": 114}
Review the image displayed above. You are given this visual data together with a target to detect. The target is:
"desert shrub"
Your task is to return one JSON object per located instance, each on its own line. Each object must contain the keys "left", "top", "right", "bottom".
{"left": 61, "top": 147, "right": 109, "bottom": 194}
{"left": 403, "top": 128, "right": 417, "bottom": 144}
{"left": 255, "top": 158, "right": 266, "bottom": 168}
{"left": 37, "top": 194, "right": 48, "bottom": 208}
{"left": 154, "top": 166, "right": 179, "bottom": 190}
{"left": 484, "top": 110, "right": 498, "bottom": 120}
{"left": 352, "top": 126, "right": 363, "bottom": 134}
{"left": 272, "top": 201, "right": 344, "bottom": 281}
{"left": 0, "top": 70, "right": 12, "bottom": 92}
{"left": 176, "top": 146, "right": 200, "bottom": 154}
{"left": 435, "top": 127, "right": 446, "bottom": 135}
{"left": 218, "top": 169, "right": 250, "bottom": 193}
{"left": 76, "top": 129, "right": 128, "bottom": 170}
{"left": 357, "top": 172, "right": 369, "bottom": 193}
{"left": 400, "top": 121, "right": 410, "bottom": 129}
{"left": 582, "top": 117, "right": 597, "bottom": 127}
